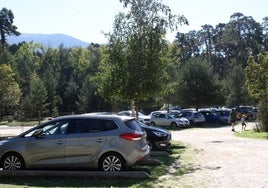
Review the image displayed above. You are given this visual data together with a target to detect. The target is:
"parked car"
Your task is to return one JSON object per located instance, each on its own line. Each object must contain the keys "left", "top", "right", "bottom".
{"left": 149, "top": 112, "right": 190, "bottom": 128}
{"left": 199, "top": 109, "right": 229, "bottom": 124}
{"left": 148, "top": 110, "right": 169, "bottom": 118}
{"left": 0, "top": 114, "right": 149, "bottom": 171}
{"left": 180, "top": 109, "right": 205, "bottom": 125}
{"left": 137, "top": 121, "right": 171, "bottom": 151}
{"left": 117, "top": 111, "right": 151, "bottom": 125}
{"left": 235, "top": 106, "right": 258, "bottom": 121}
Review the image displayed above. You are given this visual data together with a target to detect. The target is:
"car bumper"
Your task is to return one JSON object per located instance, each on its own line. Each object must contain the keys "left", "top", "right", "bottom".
{"left": 153, "top": 136, "right": 172, "bottom": 150}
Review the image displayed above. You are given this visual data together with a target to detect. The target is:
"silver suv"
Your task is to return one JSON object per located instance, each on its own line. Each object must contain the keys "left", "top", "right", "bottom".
{"left": 0, "top": 114, "right": 149, "bottom": 171}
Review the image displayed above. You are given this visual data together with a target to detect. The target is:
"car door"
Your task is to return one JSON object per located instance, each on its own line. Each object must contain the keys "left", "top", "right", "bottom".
{"left": 65, "top": 118, "right": 107, "bottom": 166}
{"left": 26, "top": 120, "right": 69, "bottom": 168}
{"left": 163, "top": 114, "right": 172, "bottom": 126}
{"left": 153, "top": 114, "right": 165, "bottom": 126}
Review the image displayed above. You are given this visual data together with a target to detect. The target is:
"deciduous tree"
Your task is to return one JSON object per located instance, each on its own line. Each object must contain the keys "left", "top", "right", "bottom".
{"left": 97, "top": 0, "right": 188, "bottom": 112}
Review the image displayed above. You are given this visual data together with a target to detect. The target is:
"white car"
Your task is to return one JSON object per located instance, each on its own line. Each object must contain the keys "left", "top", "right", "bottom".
{"left": 149, "top": 112, "right": 190, "bottom": 128}
{"left": 117, "top": 111, "right": 151, "bottom": 125}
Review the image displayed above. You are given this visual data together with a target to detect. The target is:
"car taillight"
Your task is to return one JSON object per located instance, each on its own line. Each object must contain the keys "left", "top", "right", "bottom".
{"left": 119, "top": 133, "right": 143, "bottom": 141}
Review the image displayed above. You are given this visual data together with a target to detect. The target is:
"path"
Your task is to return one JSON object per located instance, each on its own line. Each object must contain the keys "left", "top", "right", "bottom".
{"left": 171, "top": 123, "right": 268, "bottom": 188}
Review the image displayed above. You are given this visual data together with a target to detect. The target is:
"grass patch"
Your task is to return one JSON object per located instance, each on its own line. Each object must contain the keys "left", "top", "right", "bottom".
{"left": 0, "top": 141, "right": 198, "bottom": 188}
{"left": 235, "top": 129, "right": 268, "bottom": 139}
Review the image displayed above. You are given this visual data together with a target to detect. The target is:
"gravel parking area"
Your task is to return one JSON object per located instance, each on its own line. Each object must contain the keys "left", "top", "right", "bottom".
{"left": 0, "top": 124, "right": 267, "bottom": 187}
{"left": 171, "top": 123, "right": 268, "bottom": 188}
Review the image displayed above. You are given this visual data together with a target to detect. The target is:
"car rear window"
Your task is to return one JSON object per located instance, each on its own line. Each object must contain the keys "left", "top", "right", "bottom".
{"left": 124, "top": 119, "right": 143, "bottom": 132}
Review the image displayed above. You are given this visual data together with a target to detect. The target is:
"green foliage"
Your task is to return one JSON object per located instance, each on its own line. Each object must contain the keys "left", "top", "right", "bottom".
{"left": 1, "top": 8, "right": 268, "bottom": 118}
{"left": 0, "top": 64, "right": 21, "bottom": 118}
{"left": 225, "top": 64, "right": 253, "bottom": 106}
{"left": 97, "top": 0, "right": 188, "bottom": 108}
{"left": 40, "top": 47, "right": 60, "bottom": 117}
{"left": 235, "top": 129, "right": 268, "bottom": 139}
{"left": 245, "top": 53, "right": 268, "bottom": 131}
{"left": 13, "top": 42, "right": 41, "bottom": 98}
{"left": 20, "top": 73, "right": 48, "bottom": 119}
{"left": 0, "top": 8, "right": 20, "bottom": 51}
{"left": 174, "top": 31, "right": 200, "bottom": 64}
{"left": 174, "top": 12, "right": 265, "bottom": 80}
{"left": 176, "top": 58, "right": 224, "bottom": 107}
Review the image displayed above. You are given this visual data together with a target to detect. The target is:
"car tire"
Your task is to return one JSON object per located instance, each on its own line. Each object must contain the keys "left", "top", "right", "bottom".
{"left": 99, "top": 152, "right": 126, "bottom": 172}
{"left": 171, "top": 122, "right": 177, "bottom": 127}
{"left": 147, "top": 140, "right": 155, "bottom": 151}
{"left": 150, "top": 122, "right": 156, "bottom": 126}
{"left": 214, "top": 120, "right": 220, "bottom": 124}
{"left": 1, "top": 152, "right": 25, "bottom": 170}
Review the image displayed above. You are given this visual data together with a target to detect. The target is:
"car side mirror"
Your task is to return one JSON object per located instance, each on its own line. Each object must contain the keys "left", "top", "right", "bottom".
{"left": 32, "top": 129, "right": 44, "bottom": 137}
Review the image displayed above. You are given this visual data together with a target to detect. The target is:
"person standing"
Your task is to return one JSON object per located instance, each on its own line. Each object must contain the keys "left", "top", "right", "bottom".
{"left": 241, "top": 115, "right": 247, "bottom": 131}
{"left": 230, "top": 109, "right": 236, "bottom": 131}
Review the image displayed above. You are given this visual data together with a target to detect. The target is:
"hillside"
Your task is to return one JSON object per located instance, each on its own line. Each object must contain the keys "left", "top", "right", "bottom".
{"left": 6, "top": 33, "right": 90, "bottom": 48}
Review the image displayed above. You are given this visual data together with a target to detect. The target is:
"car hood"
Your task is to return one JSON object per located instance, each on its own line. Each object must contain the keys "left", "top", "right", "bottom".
{"left": 139, "top": 115, "right": 150, "bottom": 119}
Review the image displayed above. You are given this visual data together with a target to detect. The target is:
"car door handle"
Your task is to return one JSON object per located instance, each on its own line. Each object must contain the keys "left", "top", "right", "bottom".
{"left": 96, "top": 138, "right": 103, "bottom": 143}
{"left": 57, "top": 141, "right": 63, "bottom": 145}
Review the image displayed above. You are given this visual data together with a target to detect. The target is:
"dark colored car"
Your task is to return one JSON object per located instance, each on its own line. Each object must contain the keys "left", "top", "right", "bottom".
{"left": 235, "top": 106, "right": 258, "bottom": 121}
{"left": 137, "top": 121, "right": 171, "bottom": 151}
{"left": 199, "top": 109, "right": 230, "bottom": 124}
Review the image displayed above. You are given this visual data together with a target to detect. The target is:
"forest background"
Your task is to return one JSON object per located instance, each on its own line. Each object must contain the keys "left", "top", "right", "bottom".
{"left": 0, "top": 0, "right": 267, "bottom": 130}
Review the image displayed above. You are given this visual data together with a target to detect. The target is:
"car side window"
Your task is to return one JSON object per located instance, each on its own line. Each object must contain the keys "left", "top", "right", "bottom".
{"left": 68, "top": 119, "right": 105, "bottom": 134}
{"left": 23, "top": 120, "right": 67, "bottom": 137}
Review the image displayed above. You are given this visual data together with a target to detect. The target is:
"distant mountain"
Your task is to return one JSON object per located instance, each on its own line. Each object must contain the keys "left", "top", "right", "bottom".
{"left": 6, "top": 33, "right": 90, "bottom": 48}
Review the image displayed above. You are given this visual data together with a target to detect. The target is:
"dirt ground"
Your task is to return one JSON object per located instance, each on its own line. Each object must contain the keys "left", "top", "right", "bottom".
{"left": 170, "top": 123, "right": 268, "bottom": 188}
{"left": 0, "top": 124, "right": 267, "bottom": 188}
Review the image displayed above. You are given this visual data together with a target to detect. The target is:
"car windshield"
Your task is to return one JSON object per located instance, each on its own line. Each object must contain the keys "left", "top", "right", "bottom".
{"left": 171, "top": 113, "right": 183, "bottom": 118}
{"left": 138, "top": 112, "right": 146, "bottom": 116}
{"left": 194, "top": 112, "right": 203, "bottom": 117}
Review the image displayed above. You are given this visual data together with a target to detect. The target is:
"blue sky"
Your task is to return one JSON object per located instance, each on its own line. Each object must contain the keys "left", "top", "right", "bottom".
{"left": 1, "top": 0, "right": 267, "bottom": 43}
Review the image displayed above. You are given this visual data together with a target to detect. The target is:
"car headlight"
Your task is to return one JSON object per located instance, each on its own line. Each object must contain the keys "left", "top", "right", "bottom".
{"left": 0, "top": 140, "right": 8, "bottom": 145}
{"left": 153, "top": 131, "right": 168, "bottom": 137}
